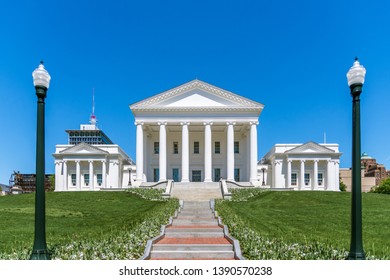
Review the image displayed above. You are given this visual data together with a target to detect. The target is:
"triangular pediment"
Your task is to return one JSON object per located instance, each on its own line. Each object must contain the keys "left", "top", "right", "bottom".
{"left": 60, "top": 143, "right": 108, "bottom": 155}
{"left": 130, "top": 80, "right": 264, "bottom": 112}
{"left": 285, "top": 142, "right": 335, "bottom": 154}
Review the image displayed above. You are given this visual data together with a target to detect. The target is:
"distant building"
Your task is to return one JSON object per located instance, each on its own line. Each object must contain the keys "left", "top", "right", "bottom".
{"left": 339, "top": 168, "right": 376, "bottom": 192}
{"left": 361, "top": 152, "right": 390, "bottom": 185}
{"left": 8, "top": 172, "right": 53, "bottom": 193}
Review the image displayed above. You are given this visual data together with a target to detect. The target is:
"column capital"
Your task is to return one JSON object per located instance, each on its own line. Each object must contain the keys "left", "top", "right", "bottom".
{"left": 249, "top": 121, "right": 259, "bottom": 126}
{"left": 203, "top": 121, "right": 213, "bottom": 126}
{"left": 314, "top": 159, "right": 319, "bottom": 163}
{"left": 75, "top": 160, "right": 80, "bottom": 163}
{"left": 157, "top": 121, "right": 167, "bottom": 126}
{"left": 287, "top": 159, "right": 293, "bottom": 163}
{"left": 88, "top": 160, "right": 94, "bottom": 163}
{"left": 300, "top": 159, "right": 306, "bottom": 163}
{"left": 180, "top": 121, "right": 190, "bottom": 126}
{"left": 226, "top": 121, "right": 236, "bottom": 126}
{"left": 134, "top": 121, "right": 144, "bottom": 126}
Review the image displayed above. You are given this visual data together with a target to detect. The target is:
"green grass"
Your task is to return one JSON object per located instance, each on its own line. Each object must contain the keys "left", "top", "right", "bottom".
{"left": 218, "top": 191, "right": 390, "bottom": 259}
{"left": 0, "top": 191, "right": 168, "bottom": 254}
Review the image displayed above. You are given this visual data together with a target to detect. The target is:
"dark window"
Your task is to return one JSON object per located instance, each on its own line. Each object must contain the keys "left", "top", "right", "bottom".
{"left": 71, "top": 174, "right": 76, "bottom": 186}
{"left": 97, "top": 174, "right": 102, "bottom": 186}
{"left": 194, "top": 141, "right": 199, "bottom": 154}
{"left": 234, "top": 168, "right": 240, "bottom": 182}
{"left": 154, "top": 142, "right": 159, "bottom": 154}
{"left": 173, "top": 142, "right": 179, "bottom": 154}
{"left": 234, "top": 141, "right": 239, "bottom": 154}
{"left": 84, "top": 174, "right": 89, "bottom": 186}
{"left": 215, "top": 141, "right": 220, "bottom": 154}
{"left": 291, "top": 173, "right": 297, "bottom": 186}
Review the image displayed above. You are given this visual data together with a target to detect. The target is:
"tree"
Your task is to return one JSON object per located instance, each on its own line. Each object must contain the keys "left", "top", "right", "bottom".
{"left": 370, "top": 177, "right": 390, "bottom": 194}
{"left": 339, "top": 178, "right": 347, "bottom": 192}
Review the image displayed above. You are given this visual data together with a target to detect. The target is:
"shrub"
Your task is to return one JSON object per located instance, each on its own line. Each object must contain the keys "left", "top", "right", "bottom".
{"left": 370, "top": 177, "right": 390, "bottom": 194}
{"left": 339, "top": 179, "right": 347, "bottom": 192}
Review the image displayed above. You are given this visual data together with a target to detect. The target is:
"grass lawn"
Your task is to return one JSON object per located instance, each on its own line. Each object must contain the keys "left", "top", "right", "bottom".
{"left": 219, "top": 191, "right": 390, "bottom": 259}
{"left": 0, "top": 191, "right": 167, "bottom": 254}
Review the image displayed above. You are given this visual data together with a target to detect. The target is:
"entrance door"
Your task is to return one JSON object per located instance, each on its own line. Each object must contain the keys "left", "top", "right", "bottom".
{"left": 192, "top": 170, "right": 202, "bottom": 182}
{"left": 172, "top": 168, "right": 179, "bottom": 182}
{"left": 214, "top": 168, "right": 221, "bottom": 182}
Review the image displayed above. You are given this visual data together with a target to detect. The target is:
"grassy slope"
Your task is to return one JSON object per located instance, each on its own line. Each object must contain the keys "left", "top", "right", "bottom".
{"left": 0, "top": 192, "right": 163, "bottom": 253}
{"left": 223, "top": 191, "right": 390, "bottom": 258}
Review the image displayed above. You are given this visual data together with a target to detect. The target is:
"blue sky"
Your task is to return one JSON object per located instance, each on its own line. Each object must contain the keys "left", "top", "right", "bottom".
{"left": 1, "top": 0, "right": 389, "bottom": 184}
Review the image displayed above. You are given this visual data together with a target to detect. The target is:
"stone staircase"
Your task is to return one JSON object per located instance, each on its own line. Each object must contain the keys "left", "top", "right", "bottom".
{"left": 148, "top": 201, "right": 236, "bottom": 260}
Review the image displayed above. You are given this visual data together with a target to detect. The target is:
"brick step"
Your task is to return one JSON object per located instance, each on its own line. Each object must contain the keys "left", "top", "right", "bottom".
{"left": 156, "top": 237, "right": 231, "bottom": 245}
{"left": 152, "top": 244, "right": 233, "bottom": 251}
{"left": 150, "top": 250, "right": 235, "bottom": 259}
{"left": 164, "top": 231, "right": 224, "bottom": 238}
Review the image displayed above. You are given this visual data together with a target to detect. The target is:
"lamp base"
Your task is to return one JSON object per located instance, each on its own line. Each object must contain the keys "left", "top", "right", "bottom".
{"left": 30, "top": 249, "right": 51, "bottom": 260}
{"left": 346, "top": 251, "right": 366, "bottom": 260}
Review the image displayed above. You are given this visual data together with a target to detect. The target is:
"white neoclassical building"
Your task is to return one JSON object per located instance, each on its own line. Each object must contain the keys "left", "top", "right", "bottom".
{"left": 53, "top": 80, "right": 342, "bottom": 192}
{"left": 263, "top": 142, "right": 341, "bottom": 190}
{"left": 53, "top": 114, "right": 135, "bottom": 191}
{"left": 130, "top": 79, "right": 264, "bottom": 185}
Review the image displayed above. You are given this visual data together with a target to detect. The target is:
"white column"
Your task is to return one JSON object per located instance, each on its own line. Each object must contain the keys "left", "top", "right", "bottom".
{"left": 273, "top": 160, "right": 282, "bottom": 187}
{"left": 249, "top": 121, "right": 259, "bottom": 182}
{"left": 135, "top": 122, "right": 144, "bottom": 182}
{"left": 102, "top": 159, "right": 107, "bottom": 188}
{"left": 313, "top": 160, "right": 318, "bottom": 190}
{"left": 181, "top": 122, "right": 190, "bottom": 182}
{"left": 204, "top": 122, "right": 213, "bottom": 182}
{"left": 89, "top": 160, "right": 94, "bottom": 190}
{"left": 227, "top": 122, "right": 235, "bottom": 181}
{"left": 112, "top": 161, "right": 119, "bottom": 187}
{"left": 63, "top": 161, "right": 68, "bottom": 191}
{"left": 158, "top": 122, "right": 167, "bottom": 181}
{"left": 286, "top": 159, "right": 292, "bottom": 188}
{"left": 327, "top": 160, "right": 332, "bottom": 191}
{"left": 335, "top": 160, "right": 340, "bottom": 191}
{"left": 300, "top": 160, "right": 305, "bottom": 190}
{"left": 76, "top": 160, "right": 81, "bottom": 191}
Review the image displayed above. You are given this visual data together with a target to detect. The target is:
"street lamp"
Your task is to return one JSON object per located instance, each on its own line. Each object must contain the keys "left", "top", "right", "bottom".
{"left": 30, "top": 62, "right": 51, "bottom": 260}
{"left": 261, "top": 168, "right": 266, "bottom": 186}
{"left": 346, "top": 57, "right": 366, "bottom": 260}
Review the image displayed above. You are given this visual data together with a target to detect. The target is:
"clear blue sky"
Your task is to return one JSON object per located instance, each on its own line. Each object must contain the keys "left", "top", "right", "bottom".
{"left": 1, "top": 0, "right": 389, "bottom": 184}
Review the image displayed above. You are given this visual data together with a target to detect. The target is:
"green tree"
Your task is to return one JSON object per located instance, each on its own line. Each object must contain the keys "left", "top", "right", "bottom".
{"left": 370, "top": 177, "right": 390, "bottom": 194}
{"left": 339, "top": 178, "right": 347, "bottom": 192}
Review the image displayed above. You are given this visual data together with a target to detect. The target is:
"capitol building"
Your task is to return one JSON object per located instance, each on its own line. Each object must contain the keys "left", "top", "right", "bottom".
{"left": 53, "top": 80, "right": 341, "bottom": 191}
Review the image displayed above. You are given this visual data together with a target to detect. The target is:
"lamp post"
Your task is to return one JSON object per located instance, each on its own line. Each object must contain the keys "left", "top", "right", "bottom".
{"left": 346, "top": 57, "right": 366, "bottom": 260}
{"left": 30, "top": 62, "right": 51, "bottom": 260}
{"left": 261, "top": 168, "right": 266, "bottom": 186}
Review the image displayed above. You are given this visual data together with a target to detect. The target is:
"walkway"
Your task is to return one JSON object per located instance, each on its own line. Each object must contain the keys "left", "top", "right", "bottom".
{"left": 148, "top": 201, "right": 236, "bottom": 260}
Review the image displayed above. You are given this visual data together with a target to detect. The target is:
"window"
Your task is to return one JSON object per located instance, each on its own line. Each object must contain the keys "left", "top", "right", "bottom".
{"left": 215, "top": 141, "right": 220, "bottom": 154}
{"left": 305, "top": 173, "right": 310, "bottom": 186}
{"left": 173, "top": 142, "right": 179, "bottom": 154}
{"left": 234, "top": 168, "right": 240, "bottom": 182}
{"left": 318, "top": 173, "right": 323, "bottom": 186}
{"left": 84, "top": 174, "right": 89, "bottom": 186}
{"left": 234, "top": 141, "right": 239, "bottom": 154}
{"left": 153, "top": 168, "right": 159, "bottom": 182}
{"left": 97, "top": 174, "right": 102, "bottom": 186}
{"left": 154, "top": 142, "right": 159, "bottom": 154}
{"left": 71, "top": 174, "right": 76, "bottom": 186}
{"left": 194, "top": 141, "right": 199, "bottom": 154}
{"left": 192, "top": 170, "right": 201, "bottom": 182}
{"left": 291, "top": 173, "right": 297, "bottom": 186}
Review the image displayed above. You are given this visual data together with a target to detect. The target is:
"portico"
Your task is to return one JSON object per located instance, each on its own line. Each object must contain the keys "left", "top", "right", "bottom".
{"left": 130, "top": 80, "right": 264, "bottom": 185}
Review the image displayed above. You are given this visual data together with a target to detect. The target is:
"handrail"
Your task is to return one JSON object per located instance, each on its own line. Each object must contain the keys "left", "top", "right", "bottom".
{"left": 219, "top": 179, "right": 231, "bottom": 199}
{"left": 140, "top": 180, "right": 168, "bottom": 188}
{"left": 226, "top": 180, "right": 254, "bottom": 188}
{"left": 162, "top": 180, "right": 174, "bottom": 197}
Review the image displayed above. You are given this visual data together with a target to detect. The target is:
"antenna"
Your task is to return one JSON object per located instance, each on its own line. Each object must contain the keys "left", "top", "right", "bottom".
{"left": 324, "top": 132, "right": 327, "bottom": 144}
{"left": 89, "top": 88, "right": 97, "bottom": 126}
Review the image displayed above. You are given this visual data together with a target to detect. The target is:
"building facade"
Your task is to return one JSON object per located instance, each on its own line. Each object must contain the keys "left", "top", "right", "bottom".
{"left": 130, "top": 80, "right": 264, "bottom": 185}
{"left": 53, "top": 115, "right": 134, "bottom": 191}
{"left": 263, "top": 142, "right": 341, "bottom": 190}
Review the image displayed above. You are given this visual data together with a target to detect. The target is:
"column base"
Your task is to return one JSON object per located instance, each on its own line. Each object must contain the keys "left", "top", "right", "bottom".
{"left": 181, "top": 179, "right": 190, "bottom": 183}
{"left": 204, "top": 179, "right": 213, "bottom": 183}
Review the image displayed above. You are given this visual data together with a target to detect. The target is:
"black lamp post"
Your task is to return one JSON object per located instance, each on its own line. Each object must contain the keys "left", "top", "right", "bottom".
{"left": 261, "top": 168, "right": 266, "bottom": 186}
{"left": 30, "top": 62, "right": 51, "bottom": 260}
{"left": 346, "top": 57, "right": 366, "bottom": 260}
